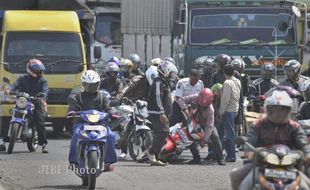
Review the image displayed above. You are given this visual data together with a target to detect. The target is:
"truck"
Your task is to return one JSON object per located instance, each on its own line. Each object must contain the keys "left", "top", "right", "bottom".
{"left": 88, "top": 0, "right": 308, "bottom": 80}
{"left": 0, "top": 0, "right": 98, "bottom": 134}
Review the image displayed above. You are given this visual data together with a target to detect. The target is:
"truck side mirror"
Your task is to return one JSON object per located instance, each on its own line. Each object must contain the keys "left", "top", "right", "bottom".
{"left": 94, "top": 46, "right": 101, "bottom": 59}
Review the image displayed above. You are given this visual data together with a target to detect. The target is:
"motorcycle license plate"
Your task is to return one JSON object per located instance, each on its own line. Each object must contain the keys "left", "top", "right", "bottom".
{"left": 264, "top": 169, "right": 296, "bottom": 180}
{"left": 84, "top": 125, "right": 105, "bottom": 131}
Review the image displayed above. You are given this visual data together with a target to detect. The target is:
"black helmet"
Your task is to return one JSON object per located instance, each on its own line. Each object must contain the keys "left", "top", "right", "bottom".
{"left": 214, "top": 54, "right": 232, "bottom": 70}
{"left": 261, "top": 62, "right": 275, "bottom": 72}
{"left": 284, "top": 60, "right": 300, "bottom": 74}
{"left": 128, "top": 54, "right": 141, "bottom": 67}
{"left": 261, "top": 63, "right": 274, "bottom": 80}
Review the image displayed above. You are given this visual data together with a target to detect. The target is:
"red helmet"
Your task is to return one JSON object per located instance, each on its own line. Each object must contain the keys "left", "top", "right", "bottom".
{"left": 197, "top": 88, "right": 213, "bottom": 107}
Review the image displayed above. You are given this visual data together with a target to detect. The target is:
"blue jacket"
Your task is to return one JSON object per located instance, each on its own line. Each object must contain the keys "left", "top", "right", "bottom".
{"left": 11, "top": 75, "right": 49, "bottom": 99}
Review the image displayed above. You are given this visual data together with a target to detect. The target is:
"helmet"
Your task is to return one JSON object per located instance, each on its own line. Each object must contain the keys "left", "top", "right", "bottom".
{"left": 300, "top": 79, "right": 310, "bottom": 101}
{"left": 105, "top": 62, "right": 120, "bottom": 72}
{"left": 128, "top": 54, "right": 141, "bottom": 67}
{"left": 27, "top": 59, "right": 45, "bottom": 78}
{"left": 151, "top": 58, "right": 162, "bottom": 66}
{"left": 261, "top": 63, "right": 275, "bottom": 80}
{"left": 213, "top": 54, "right": 232, "bottom": 69}
{"left": 197, "top": 88, "right": 213, "bottom": 107}
{"left": 108, "top": 56, "right": 120, "bottom": 66}
{"left": 261, "top": 63, "right": 275, "bottom": 72}
{"left": 284, "top": 60, "right": 301, "bottom": 75}
{"left": 157, "top": 60, "right": 178, "bottom": 78}
{"left": 146, "top": 65, "right": 159, "bottom": 85}
{"left": 81, "top": 70, "right": 101, "bottom": 93}
{"left": 231, "top": 59, "right": 245, "bottom": 69}
{"left": 264, "top": 90, "right": 293, "bottom": 118}
{"left": 120, "top": 58, "right": 133, "bottom": 73}
{"left": 105, "top": 62, "right": 119, "bottom": 78}
{"left": 164, "top": 57, "right": 176, "bottom": 65}
{"left": 203, "top": 57, "right": 215, "bottom": 67}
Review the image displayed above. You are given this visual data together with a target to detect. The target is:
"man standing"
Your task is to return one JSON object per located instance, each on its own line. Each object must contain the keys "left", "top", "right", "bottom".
{"left": 170, "top": 69, "right": 204, "bottom": 126}
{"left": 219, "top": 64, "right": 241, "bottom": 162}
{"left": 146, "top": 60, "right": 178, "bottom": 166}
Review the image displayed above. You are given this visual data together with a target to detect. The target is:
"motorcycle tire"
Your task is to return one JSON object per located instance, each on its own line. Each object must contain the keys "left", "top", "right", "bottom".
{"left": 7, "top": 123, "right": 19, "bottom": 154}
{"left": 27, "top": 129, "right": 38, "bottom": 152}
{"left": 88, "top": 151, "right": 98, "bottom": 190}
{"left": 128, "top": 130, "right": 153, "bottom": 161}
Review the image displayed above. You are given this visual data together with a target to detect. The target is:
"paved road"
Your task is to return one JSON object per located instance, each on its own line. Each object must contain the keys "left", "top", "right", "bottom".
{"left": 0, "top": 131, "right": 241, "bottom": 190}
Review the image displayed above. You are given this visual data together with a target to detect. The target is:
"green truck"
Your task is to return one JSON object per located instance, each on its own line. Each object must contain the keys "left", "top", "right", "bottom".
{"left": 174, "top": 0, "right": 308, "bottom": 79}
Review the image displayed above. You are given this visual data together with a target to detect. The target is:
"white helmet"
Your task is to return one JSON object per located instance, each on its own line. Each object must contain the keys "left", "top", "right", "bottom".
{"left": 300, "top": 79, "right": 310, "bottom": 101}
{"left": 81, "top": 70, "right": 101, "bottom": 93}
{"left": 264, "top": 90, "right": 293, "bottom": 110}
{"left": 146, "top": 65, "right": 159, "bottom": 85}
{"left": 157, "top": 60, "right": 178, "bottom": 78}
{"left": 150, "top": 58, "right": 162, "bottom": 66}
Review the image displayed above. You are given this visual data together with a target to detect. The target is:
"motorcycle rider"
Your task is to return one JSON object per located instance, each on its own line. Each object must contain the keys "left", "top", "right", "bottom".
{"left": 230, "top": 90, "right": 310, "bottom": 190}
{"left": 128, "top": 53, "right": 144, "bottom": 76}
{"left": 297, "top": 79, "right": 310, "bottom": 120}
{"left": 248, "top": 62, "right": 279, "bottom": 98}
{"left": 67, "top": 70, "right": 117, "bottom": 172}
{"left": 146, "top": 60, "right": 178, "bottom": 166}
{"left": 281, "top": 59, "right": 309, "bottom": 92}
{"left": 211, "top": 54, "right": 233, "bottom": 86}
{"left": 0, "top": 59, "right": 49, "bottom": 153}
{"left": 177, "top": 88, "right": 225, "bottom": 165}
{"left": 100, "top": 61, "right": 123, "bottom": 98}
{"left": 231, "top": 59, "right": 250, "bottom": 96}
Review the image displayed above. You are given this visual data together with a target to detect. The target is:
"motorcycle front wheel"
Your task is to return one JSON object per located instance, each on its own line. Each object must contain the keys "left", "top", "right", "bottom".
{"left": 88, "top": 151, "right": 98, "bottom": 190}
{"left": 128, "top": 130, "right": 153, "bottom": 161}
{"left": 7, "top": 123, "right": 20, "bottom": 154}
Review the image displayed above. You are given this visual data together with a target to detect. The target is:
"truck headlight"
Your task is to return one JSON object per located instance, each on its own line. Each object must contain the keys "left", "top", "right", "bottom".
{"left": 16, "top": 97, "right": 27, "bottom": 109}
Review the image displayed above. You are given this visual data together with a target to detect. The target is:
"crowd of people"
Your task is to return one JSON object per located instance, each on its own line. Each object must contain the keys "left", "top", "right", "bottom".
{"left": 1, "top": 53, "right": 310, "bottom": 188}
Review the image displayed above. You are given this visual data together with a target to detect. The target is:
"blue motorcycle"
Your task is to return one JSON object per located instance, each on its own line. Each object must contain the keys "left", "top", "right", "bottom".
{"left": 7, "top": 92, "right": 40, "bottom": 154}
{"left": 67, "top": 97, "right": 111, "bottom": 190}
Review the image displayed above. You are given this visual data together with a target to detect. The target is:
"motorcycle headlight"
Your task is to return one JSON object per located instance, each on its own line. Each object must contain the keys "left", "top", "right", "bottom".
{"left": 16, "top": 97, "right": 27, "bottom": 109}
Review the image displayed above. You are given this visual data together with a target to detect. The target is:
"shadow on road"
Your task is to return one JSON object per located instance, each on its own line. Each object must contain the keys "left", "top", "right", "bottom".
{"left": 33, "top": 185, "right": 106, "bottom": 190}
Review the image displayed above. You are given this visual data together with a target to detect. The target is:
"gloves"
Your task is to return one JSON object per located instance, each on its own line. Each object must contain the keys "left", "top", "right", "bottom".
{"left": 67, "top": 111, "right": 76, "bottom": 117}
{"left": 160, "top": 114, "right": 169, "bottom": 125}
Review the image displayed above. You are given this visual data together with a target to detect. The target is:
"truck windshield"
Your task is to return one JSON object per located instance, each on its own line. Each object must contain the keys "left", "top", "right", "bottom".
{"left": 4, "top": 32, "right": 83, "bottom": 74}
{"left": 190, "top": 8, "right": 295, "bottom": 45}
{"left": 95, "top": 13, "right": 121, "bottom": 45}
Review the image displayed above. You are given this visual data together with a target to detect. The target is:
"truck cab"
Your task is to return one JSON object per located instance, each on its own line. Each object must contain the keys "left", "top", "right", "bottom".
{"left": 175, "top": 0, "right": 308, "bottom": 80}
{"left": 0, "top": 11, "right": 90, "bottom": 133}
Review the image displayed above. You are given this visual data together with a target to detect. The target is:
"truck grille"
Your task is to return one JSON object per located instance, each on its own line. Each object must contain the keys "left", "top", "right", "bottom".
{"left": 47, "top": 88, "right": 71, "bottom": 104}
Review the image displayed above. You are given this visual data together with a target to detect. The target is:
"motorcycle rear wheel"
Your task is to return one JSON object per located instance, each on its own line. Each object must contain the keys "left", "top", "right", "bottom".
{"left": 27, "top": 129, "right": 38, "bottom": 152}
{"left": 7, "top": 123, "right": 19, "bottom": 154}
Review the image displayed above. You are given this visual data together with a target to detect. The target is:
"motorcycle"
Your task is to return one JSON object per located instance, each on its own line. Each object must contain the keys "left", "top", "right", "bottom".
{"left": 67, "top": 97, "right": 110, "bottom": 190}
{"left": 298, "top": 119, "right": 310, "bottom": 144}
{"left": 110, "top": 98, "right": 153, "bottom": 161}
{"left": 235, "top": 136, "right": 304, "bottom": 190}
{"left": 158, "top": 118, "right": 204, "bottom": 161}
{"left": 6, "top": 92, "right": 40, "bottom": 154}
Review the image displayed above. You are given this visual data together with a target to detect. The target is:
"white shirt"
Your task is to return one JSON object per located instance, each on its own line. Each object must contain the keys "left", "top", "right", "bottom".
{"left": 174, "top": 78, "right": 204, "bottom": 98}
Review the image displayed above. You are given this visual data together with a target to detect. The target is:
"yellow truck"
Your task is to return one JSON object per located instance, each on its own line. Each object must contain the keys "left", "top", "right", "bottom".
{"left": 0, "top": 10, "right": 98, "bottom": 134}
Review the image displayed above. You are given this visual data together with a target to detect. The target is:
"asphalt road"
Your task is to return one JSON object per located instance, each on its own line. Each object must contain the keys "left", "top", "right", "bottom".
{"left": 0, "top": 131, "right": 241, "bottom": 190}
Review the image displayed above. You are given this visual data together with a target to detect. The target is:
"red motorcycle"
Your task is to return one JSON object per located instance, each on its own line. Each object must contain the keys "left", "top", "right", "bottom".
{"left": 158, "top": 118, "right": 204, "bottom": 161}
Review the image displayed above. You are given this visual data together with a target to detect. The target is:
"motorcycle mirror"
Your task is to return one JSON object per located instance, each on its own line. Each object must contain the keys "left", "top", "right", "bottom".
{"left": 235, "top": 136, "right": 248, "bottom": 146}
